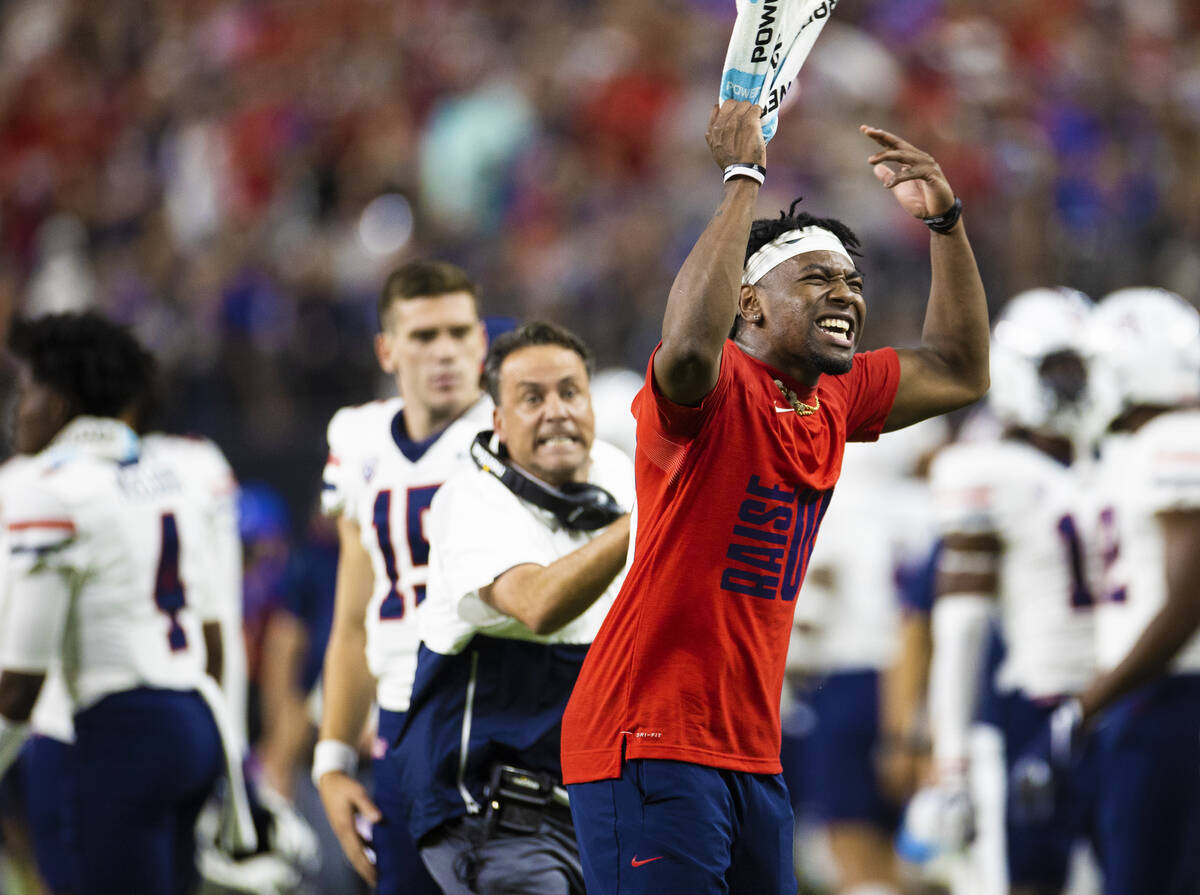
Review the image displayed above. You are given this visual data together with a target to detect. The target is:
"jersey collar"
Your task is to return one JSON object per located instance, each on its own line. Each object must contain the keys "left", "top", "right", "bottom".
{"left": 46, "top": 416, "right": 141, "bottom": 465}
{"left": 731, "top": 342, "right": 819, "bottom": 403}
{"left": 390, "top": 395, "right": 490, "bottom": 463}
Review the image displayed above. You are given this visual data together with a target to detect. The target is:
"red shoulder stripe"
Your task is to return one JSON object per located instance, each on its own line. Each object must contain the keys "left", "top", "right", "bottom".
{"left": 8, "top": 519, "right": 75, "bottom": 532}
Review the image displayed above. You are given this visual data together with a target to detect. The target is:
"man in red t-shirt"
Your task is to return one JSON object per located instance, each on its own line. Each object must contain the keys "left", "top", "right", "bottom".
{"left": 561, "top": 101, "right": 990, "bottom": 894}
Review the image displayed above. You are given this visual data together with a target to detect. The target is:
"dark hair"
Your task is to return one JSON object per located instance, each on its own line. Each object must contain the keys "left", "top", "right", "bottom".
{"left": 733, "top": 197, "right": 865, "bottom": 336}
{"left": 8, "top": 312, "right": 156, "bottom": 418}
{"left": 483, "top": 321, "right": 594, "bottom": 403}
{"left": 379, "top": 259, "right": 478, "bottom": 329}
{"left": 745, "top": 197, "right": 863, "bottom": 263}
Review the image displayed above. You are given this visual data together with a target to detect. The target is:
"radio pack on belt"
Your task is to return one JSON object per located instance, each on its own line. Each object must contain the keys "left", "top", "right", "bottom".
{"left": 483, "top": 764, "right": 573, "bottom": 837}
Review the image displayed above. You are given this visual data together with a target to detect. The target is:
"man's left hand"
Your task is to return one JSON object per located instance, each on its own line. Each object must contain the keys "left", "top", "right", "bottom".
{"left": 861, "top": 125, "right": 956, "bottom": 220}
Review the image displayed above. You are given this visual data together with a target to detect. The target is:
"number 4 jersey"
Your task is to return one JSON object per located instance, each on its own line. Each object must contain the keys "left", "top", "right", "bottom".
{"left": 1, "top": 417, "right": 219, "bottom": 712}
{"left": 321, "top": 396, "right": 493, "bottom": 712}
{"left": 930, "top": 438, "right": 1096, "bottom": 699}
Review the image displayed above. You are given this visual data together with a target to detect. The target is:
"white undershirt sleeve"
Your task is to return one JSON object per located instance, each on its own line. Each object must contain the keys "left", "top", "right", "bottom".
{"left": 1, "top": 484, "right": 77, "bottom": 674}
{"left": 929, "top": 593, "right": 996, "bottom": 775}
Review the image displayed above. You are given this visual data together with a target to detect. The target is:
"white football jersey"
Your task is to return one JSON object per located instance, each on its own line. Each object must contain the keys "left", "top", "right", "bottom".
{"left": 141, "top": 433, "right": 246, "bottom": 750}
{"left": 0, "top": 456, "right": 27, "bottom": 601}
{"left": 1092, "top": 410, "right": 1200, "bottom": 672}
{"left": 790, "top": 443, "right": 936, "bottom": 673}
{"left": 321, "top": 396, "right": 494, "bottom": 711}
{"left": 931, "top": 439, "right": 1095, "bottom": 698}
{"left": 421, "top": 439, "right": 634, "bottom": 656}
{"left": 1, "top": 456, "right": 73, "bottom": 742}
{"left": 1, "top": 418, "right": 217, "bottom": 713}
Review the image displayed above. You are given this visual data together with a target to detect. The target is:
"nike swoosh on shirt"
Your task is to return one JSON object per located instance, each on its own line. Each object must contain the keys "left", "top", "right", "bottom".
{"left": 631, "top": 855, "right": 664, "bottom": 867}
{"left": 774, "top": 405, "right": 794, "bottom": 413}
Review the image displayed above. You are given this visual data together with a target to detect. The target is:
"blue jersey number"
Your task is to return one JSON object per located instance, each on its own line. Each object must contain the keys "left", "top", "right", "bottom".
{"left": 373, "top": 490, "right": 404, "bottom": 619}
{"left": 372, "top": 486, "right": 439, "bottom": 620}
{"left": 1056, "top": 514, "right": 1094, "bottom": 610}
{"left": 1097, "top": 506, "right": 1126, "bottom": 603}
{"left": 154, "top": 512, "right": 188, "bottom": 651}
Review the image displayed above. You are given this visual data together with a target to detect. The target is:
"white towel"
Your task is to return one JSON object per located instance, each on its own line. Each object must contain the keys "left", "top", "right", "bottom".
{"left": 720, "top": 0, "right": 841, "bottom": 142}
{"left": 196, "top": 674, "right": 259, "bottom": 855}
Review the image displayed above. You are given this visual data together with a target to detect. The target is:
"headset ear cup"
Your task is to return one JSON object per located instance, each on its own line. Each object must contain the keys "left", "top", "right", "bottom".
{"left": 561, "top": 483, "right": 625, "bottom": 531}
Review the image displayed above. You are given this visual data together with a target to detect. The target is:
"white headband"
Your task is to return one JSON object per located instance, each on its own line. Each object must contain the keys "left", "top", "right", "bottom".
{"left": 742, "top": 226, "right": 853, "bottom": 286}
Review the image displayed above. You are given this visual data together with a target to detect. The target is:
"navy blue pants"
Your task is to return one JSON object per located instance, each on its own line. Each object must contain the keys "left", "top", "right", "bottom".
{"left": 74, "top": 688, "right": 222, "bottom": 895}
{"left": 21, "top": 735, "right": 80, "bottom": 894}
{"left": 993, "top": 691, "right": 1093, "bottom": 890}
{"left": 1088, "top": 675, "right": 1200, "bottom": 895}
{"left": 781, "top": 669, "right": 900, "bottom": 829}
{"left": 568, "top": 759, "right": 796, "bottom": 895}
{"left": 374, "top": 708, "right": 441, "bottom": 895}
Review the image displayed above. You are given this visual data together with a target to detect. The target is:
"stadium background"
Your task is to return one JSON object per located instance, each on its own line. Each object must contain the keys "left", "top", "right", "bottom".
{"left": 0, "top": 1, "right": 1198, "bottom": 892}
{"left": 1, "top": 0, "right": 1197, "bottom": 517}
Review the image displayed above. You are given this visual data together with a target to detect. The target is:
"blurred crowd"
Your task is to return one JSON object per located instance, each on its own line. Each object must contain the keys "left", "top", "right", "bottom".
{"left": 0, "top": 0, "right": 1198, "bottom": 515}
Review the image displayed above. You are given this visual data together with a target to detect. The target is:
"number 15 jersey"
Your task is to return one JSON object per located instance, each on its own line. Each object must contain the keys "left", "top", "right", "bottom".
{"left": 321, "top": 396, "right": 493, "bottom": 712}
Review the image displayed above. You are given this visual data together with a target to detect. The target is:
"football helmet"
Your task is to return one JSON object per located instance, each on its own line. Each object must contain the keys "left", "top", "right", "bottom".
{"left": 1084, "top": 287, "right": 1200, "bottom": 426}
{"left": 589, "top": 367, "right": 643, "bottom": 460}
{"left": 988, "top": 287, "right": 1095, "bottom": 440}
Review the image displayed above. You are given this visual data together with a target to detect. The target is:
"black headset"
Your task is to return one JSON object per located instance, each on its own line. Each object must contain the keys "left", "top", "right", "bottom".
{"left": 469, "top": 431, "right": 625, "bottom": 532}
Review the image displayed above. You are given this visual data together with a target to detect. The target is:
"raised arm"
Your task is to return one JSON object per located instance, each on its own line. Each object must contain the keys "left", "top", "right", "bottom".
{"left": 655, "top": 101, "right": 766, "bottom": 406}
{"left": 861, "top": 127, "right": 990, "bottom": 431}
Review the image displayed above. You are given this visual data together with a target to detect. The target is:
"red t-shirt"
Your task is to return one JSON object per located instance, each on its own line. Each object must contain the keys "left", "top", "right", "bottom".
{"left": 561, "top": 340, "right": 901, "bottom": 783}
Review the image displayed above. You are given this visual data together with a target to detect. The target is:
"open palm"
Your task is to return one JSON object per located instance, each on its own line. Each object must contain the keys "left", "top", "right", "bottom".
{"left": 860, "top": 125, "right": 956, "bottom": 220}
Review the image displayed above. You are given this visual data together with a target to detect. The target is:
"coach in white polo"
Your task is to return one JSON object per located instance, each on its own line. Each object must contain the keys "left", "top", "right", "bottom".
{"left": 393, "top": 320, "right": 633, "bottom": 895}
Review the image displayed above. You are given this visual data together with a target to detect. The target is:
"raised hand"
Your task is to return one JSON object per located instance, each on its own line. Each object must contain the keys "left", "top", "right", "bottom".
{"left": 707, "top": 100, "right": 767, "bottom": 172}
{"left": 861, "top": 125, "right": 955, "bottom": 220}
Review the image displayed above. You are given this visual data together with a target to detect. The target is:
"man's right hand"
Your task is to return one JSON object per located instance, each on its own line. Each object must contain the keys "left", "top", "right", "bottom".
{"left": 706, "top": 100, "right": 766, "bottom": 171}
{"left": 317, "top": 770, "right": 382, "bottom": 885}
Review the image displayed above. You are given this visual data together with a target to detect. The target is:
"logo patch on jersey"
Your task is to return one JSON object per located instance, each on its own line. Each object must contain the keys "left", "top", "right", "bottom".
{"left": 719, "top": 475, "right": 832, "bottom": 601}
{"left": 362, "top": 458, "right": 377, "bottom": 484}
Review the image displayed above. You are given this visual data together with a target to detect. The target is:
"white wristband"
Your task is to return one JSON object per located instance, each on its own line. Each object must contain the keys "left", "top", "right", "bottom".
{"left": 0, "top": 716, "right": 30, "bottom": 778}
{"left": 723, "top": 163, "right": 766, "bottom": 185}
{"left": 311, "top": 739, "right": 358, "bottom": 788}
